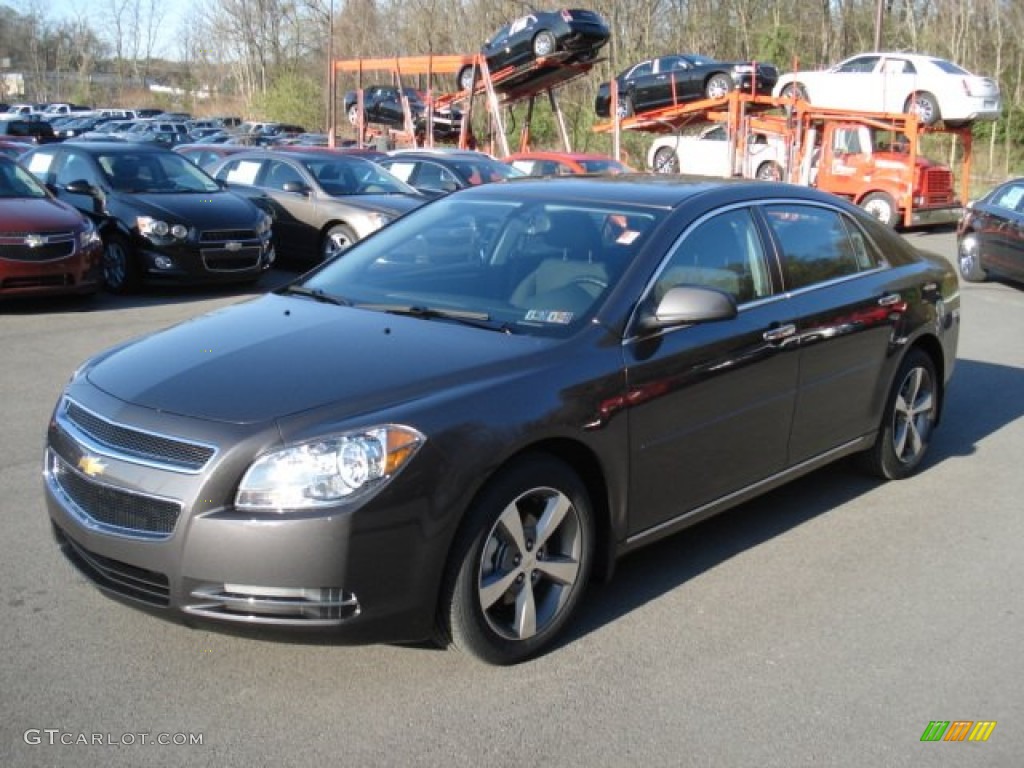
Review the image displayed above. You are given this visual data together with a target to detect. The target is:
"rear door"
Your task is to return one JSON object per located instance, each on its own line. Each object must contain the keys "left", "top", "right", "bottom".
{"left": 759, "top": 202, "right": 906, "bottom": 462}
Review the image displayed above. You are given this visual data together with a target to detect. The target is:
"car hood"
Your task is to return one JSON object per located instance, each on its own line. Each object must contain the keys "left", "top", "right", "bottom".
{"left": 123, "top": 190, "right": 261, "bottom": 227}
{"left": 0, "top": 196, "right": 85, "bottom": 230}
{"left": 85, "top": 293, "right": 547, "bottom": 424}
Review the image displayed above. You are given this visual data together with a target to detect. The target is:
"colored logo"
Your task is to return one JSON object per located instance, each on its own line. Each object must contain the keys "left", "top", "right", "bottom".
{"left": 920, "top": 721, "right": 996, "bottom": 742}
{"left": 77, "top": 455, "right": 107, "bottom": 477}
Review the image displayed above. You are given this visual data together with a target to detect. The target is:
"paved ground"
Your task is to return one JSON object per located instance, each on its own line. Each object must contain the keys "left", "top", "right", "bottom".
{"left": 1, "top": 230, "right": 1021, "bottom": 767}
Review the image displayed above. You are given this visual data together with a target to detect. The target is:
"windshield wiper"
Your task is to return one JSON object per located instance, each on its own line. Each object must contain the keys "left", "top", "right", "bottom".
{"left": 357, "top": 303, "right": 513, "bottom": 333}
{"left": 279, "top": 285, "right": 352, "bottom": 306}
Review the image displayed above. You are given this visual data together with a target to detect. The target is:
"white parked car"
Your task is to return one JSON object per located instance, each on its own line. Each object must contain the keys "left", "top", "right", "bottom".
{"left": 648, "top": 124, "right": 786, "bottom": 180}
{"left": 772, "top": 52, "right": 1001, "bottom": 126}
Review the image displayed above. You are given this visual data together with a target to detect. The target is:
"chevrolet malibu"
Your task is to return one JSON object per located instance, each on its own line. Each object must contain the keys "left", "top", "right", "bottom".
{"left": 44, "top": 177, "right": 960, "bottom": 664}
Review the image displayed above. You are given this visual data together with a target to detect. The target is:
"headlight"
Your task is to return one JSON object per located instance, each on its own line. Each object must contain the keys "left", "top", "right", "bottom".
{"left": 137, "top": 216, "right": 189, "bottom": 240}
{"left": 235, "top": 425, "right": 424, "bottom": 511}
{"left": 78, "top": 219, "right": 101, "bottom": 248}
{"left": 365, "top": 212, "right": 393, "bottom": 232}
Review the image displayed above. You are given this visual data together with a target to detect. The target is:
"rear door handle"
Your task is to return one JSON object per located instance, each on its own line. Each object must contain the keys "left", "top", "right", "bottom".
{"left": 763, "top": 324, "right": 797, "bottom": 343}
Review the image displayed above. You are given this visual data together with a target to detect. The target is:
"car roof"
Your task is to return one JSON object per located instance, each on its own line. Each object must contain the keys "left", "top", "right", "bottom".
{"left": 448, "top": 174, "right": 841, "bottom": 209}
{"left": 38, "top": 140, "right": 175, "bottom": 154}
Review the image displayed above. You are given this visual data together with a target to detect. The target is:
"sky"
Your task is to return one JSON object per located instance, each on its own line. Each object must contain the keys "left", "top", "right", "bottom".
{"left": 10, "top": 0, "right": 191, "bottom": 60}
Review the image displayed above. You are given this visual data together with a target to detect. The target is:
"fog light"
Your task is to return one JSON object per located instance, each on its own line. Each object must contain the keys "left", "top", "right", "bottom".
{"left": 154, "top": 256, "right": 174, "bottom": 270}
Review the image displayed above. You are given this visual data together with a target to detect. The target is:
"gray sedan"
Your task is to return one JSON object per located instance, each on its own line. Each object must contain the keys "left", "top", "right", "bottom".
{"left": 207, "top": 149, "right": 428, "bottom": 263}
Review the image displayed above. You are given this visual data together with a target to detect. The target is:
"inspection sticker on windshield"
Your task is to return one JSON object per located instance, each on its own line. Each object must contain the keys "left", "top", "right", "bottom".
{"left": 525, "top": 310, "right": 574, "bottom": 324}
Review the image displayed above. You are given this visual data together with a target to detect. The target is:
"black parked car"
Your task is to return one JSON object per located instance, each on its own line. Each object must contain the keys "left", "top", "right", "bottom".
{"left": 595, "top": 54, "right": 779, "bottom": 118}
{"left": 457, "top": 9, "right": 610, "bottom": 92}
{"left": 42, "top": 177, "right": 959, "bottom": 665}
{"left": 344, "top": 86, "right": 463, "bottom": 141}
{"left": 377, "top": 150, "right": 524, "bottom": 196}
{"left": 0, "top": 117, "right": 59, "bottom": 144}
{"left": 20, "top": 142, "right": 274, "bottom": 292}
{"left": 206, "top": 149, "right": 427, "bottom": 263}
{"left": 957, "top": 177, "right": 1024, "bottom": 283}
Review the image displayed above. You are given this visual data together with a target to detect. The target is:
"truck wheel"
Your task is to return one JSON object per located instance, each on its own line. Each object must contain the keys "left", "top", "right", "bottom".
{"left": 957, "top": 234, "right": 988, "bottom": 283}
{"left": 905, "top": 92, "right": 940, "bottom": 125}
{"left": 651, "top": 147, "right": 679, "bottom": 174}
{"left": 860, "top": 192, "right": 898, "bottom": 228}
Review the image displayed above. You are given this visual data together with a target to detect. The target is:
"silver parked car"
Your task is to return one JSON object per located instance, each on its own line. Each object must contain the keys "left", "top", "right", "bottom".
{"left": 207, "top": 149, "right": 428, "bottom": 262}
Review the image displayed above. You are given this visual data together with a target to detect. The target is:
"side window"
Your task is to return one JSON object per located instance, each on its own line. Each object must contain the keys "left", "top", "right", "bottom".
{"left": 654, "top": 208, "right": 771, "bottom": 304}
{"left": 992, "top": 184, "right": 1024, "bottom": 213}
{"left": 55, "top": 152, "right": 96, "bottom": 186}
{"left": 764, "top": 204, "right": 871, "bottom": 290}
{"left": 628, "top": 61, "right": 654, "bottom": 79}
{"left": 261, "top": 160, "right": 304, "bottom": 190}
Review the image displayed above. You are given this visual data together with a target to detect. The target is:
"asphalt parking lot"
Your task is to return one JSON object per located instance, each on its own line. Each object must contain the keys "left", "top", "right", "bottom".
{"left": 1, "top": 228, "right": 1021, "bottom": 767}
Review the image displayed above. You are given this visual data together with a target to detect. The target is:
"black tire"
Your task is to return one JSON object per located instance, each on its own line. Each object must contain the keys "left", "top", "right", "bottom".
{"left": 755, "top": 161, "right": 783, "bottom": 181}
{"left": 437, "top": 454, "right": 595, "bottom": 665}
{"left": 705, "top": 73, "right": 733, "bottom": 100}
{"left": 532, "top": 30, "right": 557, "bottom": 58}
{"left": 652, "top": 146, "right": 679, "bottom": 174}
{"left": 957, "top": 234, "right": 988, "bottom": 282}
{"left": 905, "top": 92, "right": 940, "bottom": 125}
{"left": 321, "top": 223, "right": 358, "bottom": 262}
{"left": 780, "top": 82, "right": 808, "bottom": 103}
{"left": 102, "top": 233, "right": 139, "bottom": 294}
{"left": 860, "top": 349, "right": 938, "bottom": 480}
{"left": 346, "top": 103, "right": 363, "bottom": 127}
{"left": 615, "top": 93, "right": 634, "bottom": 119}
{"left": 457, "top": 65, "right": 475, "bottom": 92}
{"left": 859, "top": 191, "right": 899, "bottom": 228}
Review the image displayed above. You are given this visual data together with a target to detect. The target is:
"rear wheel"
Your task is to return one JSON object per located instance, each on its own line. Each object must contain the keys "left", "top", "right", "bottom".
{"left": 860, "top": 191, "right": 898, "bottom": 228}
{"left": 705, "top": 73, "right": 733, "bottom": 99}
{"left": 532, "top": 30, "right": 557, "bottom": 58}
{"left": 652, "top": 146, "right": 679, "bottom": 174}
{"left": 457, "top": 65, "right": 475, "bottom": 92}
{"left": 860, "top": 349, "right": 938, "bottom": 480}
{"left": 957, "top": 234, "right": 988, "bottom": 282}
{"left": 615, "top": 94, "right": 635, "bottom": 119}
{"left": 905, "top": 92, "right": 940, "bottom": 125}
{"left": 102, "top": 233, "right": 139, "bottom": 294}
{"left": 346, "top": 104, "right": 363, "bottom": 126}
{"left": 437, "top": 455, "right": 594, "bottom": 665}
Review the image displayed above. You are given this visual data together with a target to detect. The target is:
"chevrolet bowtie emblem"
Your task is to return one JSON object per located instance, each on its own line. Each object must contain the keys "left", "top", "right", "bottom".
{"left": 25, "top": 234, "right": 46, "bottom": 248}
{"left": 77, "top": 455, "right": 107, "bottom": 477}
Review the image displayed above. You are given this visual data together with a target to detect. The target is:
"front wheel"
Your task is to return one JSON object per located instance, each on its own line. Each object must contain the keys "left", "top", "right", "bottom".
{"left": 860, "top": 191, "right": 899, "bottom": 228}
{"left": 346, "top": 104, "right": 363, "bottom": 127}
{"left": 457, "top": 65, "right": 475, "bottom": 92}
{"left": 321, "top": 223, "right": 358, "bottom": 262}
{"left": 437, "top": 455, "right": 594, "bottom": 665}
{"left": 102, "top": 233, "right": 140, "bottom": 294}
{"left": 860, "top": 349, "right": 939, "bottom": 480}
{"left": 705, "top": 73, "right": 733, "bottom": 100}
{"left": 652, "top": 146, "right": 679, "bottom": 174}
{"left": 616, "top": 93, "right": 635, "bottom": 119}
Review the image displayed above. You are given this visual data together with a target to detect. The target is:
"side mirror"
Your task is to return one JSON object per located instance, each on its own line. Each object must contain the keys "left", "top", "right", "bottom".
{"left": 281, "top": 181, "right": 310, "bottom": 195}
{"left": 636, "top": 285, "right": 737, "bottom": 334}
{"left": 64, "top": 179, "right": 98, "bottom": 197}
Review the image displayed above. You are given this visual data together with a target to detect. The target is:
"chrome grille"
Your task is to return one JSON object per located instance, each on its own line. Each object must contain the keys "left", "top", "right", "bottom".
{"left": 64, "top": 399, "right": 215, "bottom": 471}
{"left": 54, "top": 526, "right": 170, "bottom": 606}
{"left": 50, "top": 453, "right": 182, "bottom": 535}
{"left": 0, "top": 231, "right": 76, "bottom": 262}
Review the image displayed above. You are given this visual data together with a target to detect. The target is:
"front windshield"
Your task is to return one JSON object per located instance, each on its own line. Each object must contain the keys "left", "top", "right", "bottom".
{"left": 98, "top": 151, "right": 221, "bottom": 193}
{"left": 304, "top": 157, "right": 419, "bottom": 196}
{"left": 300, "top": 195, "right": 664, "bottom": 337}
{"left": 0, "top": 159, "right": 49, "bottom": 198}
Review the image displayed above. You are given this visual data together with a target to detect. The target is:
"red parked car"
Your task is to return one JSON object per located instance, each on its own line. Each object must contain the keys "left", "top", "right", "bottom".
{"left": 0, "top": 156, "right": 103, "bottom": 299}
{"left": 504, "top": 150, "right": 633, "bottom": 176}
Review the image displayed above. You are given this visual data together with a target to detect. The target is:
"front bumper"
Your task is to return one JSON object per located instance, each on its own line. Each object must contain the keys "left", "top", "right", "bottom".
{"left": 132, "top": 232, "right": 274, "bottom": 284}
{"left": 42, "top": 390, "right": 444, "bottom": 642}
{"left": 910, "top": 205, "right": 963, "bottom": 227}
